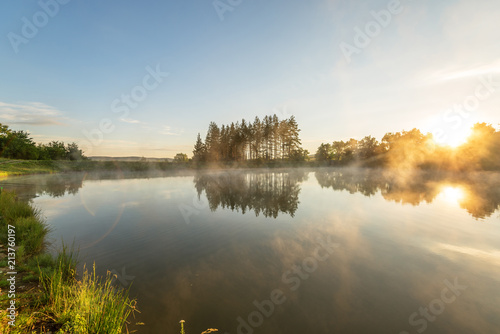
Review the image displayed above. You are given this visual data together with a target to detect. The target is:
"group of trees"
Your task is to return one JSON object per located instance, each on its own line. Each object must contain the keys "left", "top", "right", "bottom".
{"left": 0, "top": 123, "right": 87, "bottom": 161}
{"left": 315, "top": 123, "right": 500, "bottom": 171}
{"left": 457, "top": 123, "right": 500, "bottom": 170}
{"left": 315, "top": 129, "right": 432, "bottom": 165}
{"left": 192, "top": 114, "right": 308, "bottom": 163}
{"left": 173, "top": 153, "right": 189, "bottom": 163}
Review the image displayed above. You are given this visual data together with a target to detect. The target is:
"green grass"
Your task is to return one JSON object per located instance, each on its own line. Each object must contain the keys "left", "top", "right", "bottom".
{"left": 0, "top": 158, "right": 179, "bottom": 177}
{"left": 0, "top": 159, "right": 109, "bottom": 177}
{"left": 0, "top": 190, "right": 138, "bottom": 333}
{"left": 0, "top": 159, "right": 60, "bottom": 177}
{"left": 38, "top": 249, "right": 137, "bottom": 334}
{"left": 0, "top": 190, "right": 48, "bottom": 262}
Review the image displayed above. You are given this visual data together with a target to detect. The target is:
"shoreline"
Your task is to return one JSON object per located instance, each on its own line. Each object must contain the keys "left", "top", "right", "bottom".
{"left": 2, "top": 158, "right": 500, "bottom": 179}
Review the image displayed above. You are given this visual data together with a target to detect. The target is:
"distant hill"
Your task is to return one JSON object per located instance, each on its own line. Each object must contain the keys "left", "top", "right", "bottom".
{"left": 89, "top": 156, "right": 173, "bottom": 162}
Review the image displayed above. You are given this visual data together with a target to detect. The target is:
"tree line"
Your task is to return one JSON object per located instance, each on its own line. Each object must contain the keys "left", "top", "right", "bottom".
{"left": 192, "top": 114, "right": 308, "bottom": 163}
{"left": 0, "top": 123, "right": 87, "bottom": 161}
{"left": 314, "top": 122, "right": 500, "bottom": 171}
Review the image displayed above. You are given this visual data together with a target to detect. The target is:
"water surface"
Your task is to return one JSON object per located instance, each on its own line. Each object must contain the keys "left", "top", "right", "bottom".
{"left": 2, "top": 168, "right": 499, "bottom": 334}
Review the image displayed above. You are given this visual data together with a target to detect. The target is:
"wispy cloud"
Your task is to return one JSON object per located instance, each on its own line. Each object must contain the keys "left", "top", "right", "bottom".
{"left": 119, "top": 117, "right": 143, "bottom": 124}
{"left": 158, "top": 125, "right": 182, "bottom": 136}
{"left": 425, "top": 62, "right": 500, "bottom": 84}
{"left": 0, "top": 101, "right": 66, "bottom": 126}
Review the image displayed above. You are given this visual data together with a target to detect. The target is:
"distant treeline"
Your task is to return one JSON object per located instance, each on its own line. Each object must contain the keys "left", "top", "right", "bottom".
{"left": 192, "top": 114, "right": 309, "bottom": 163}
{"left": 4, "top": 119, "right": 500, "bottom": 172}
{"left": 0, "top": 123, "right": 87, "bottom": 160}
{"left": 315, "top": 122, "right": 500, "bottom": 171}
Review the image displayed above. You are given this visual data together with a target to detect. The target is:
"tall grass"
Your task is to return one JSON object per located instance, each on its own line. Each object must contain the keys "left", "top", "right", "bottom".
{"left": 40, "top": 255, "right": 137, "bottom": 333}
{"left": 0, "top": 190, "right": 37, "bottom": 222}
{"left": 0, "top": 190, "right": 49, "bottom": 261}
{"left": 73, "top": 265, "right": 136, "bottom": 333}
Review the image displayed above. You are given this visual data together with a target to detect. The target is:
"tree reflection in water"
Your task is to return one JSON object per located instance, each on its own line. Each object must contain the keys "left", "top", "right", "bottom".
{"left": 0, "top": 172, "right": 85, "bottom": 200}
{"left": 3, "top": 168, "right": 499, "bottom": 220}
{"left": 315, "top": 168, "right": 500, "bottom": 219}
{"left": 193, "top": 170, "right": 308, "bottom": 218}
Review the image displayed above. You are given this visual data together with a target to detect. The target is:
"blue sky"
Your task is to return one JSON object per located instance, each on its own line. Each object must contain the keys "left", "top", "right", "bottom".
{"left": 1, "top": 0, "right": 499, "bottom": 157}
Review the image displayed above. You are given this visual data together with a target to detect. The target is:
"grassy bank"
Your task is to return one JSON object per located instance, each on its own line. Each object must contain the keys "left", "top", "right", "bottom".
{"left": 0, "top": 190, "right": 137, "bottom": 333}
{"left": 0, "top": 159, "right": 112, "bottom": 177}
{"left": 0, "top": 158, "right": 173, "bottom": 177}
{"left": 0, "top": 159, "right": 61, "bottom": 177}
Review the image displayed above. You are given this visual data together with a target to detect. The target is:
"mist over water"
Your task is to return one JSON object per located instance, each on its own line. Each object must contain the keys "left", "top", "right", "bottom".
{"left": 1, "top": 168, "right": 499, "bottom": 333}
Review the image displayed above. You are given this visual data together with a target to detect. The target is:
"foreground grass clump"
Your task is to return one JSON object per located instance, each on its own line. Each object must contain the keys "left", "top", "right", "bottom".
{"left": 38, "top": 251, "right": 137, "bottom": 334}
{"left": 0, "top": 190, "right": 137, "bottom": 333}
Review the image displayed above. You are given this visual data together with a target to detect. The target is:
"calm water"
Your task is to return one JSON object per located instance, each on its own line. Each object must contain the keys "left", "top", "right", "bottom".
{"left": 2, "top": 168, "right": 500, "bottom": 334}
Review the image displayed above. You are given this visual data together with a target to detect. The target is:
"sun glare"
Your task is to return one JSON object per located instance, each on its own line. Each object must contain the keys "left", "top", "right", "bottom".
{"left": 440, "top": 186, "right": 465, "bottom": 205}
{"left": 441, "top": 129, "right": 472, "bottom": 148}
{"left": 423, "top": 116, "right": 478, "bottom": 149}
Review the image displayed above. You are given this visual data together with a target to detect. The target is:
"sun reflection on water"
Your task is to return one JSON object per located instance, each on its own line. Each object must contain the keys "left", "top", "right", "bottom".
{"left": 439, "top": 186, "right": 465, "bottom": 205}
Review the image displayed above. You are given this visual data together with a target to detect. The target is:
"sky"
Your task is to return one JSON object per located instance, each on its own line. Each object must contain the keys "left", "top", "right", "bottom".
{"left": 1, "top": 0, "right": 500, "bottom": 158}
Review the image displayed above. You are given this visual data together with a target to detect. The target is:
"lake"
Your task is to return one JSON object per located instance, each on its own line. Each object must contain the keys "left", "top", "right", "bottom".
{"left": 1, "top": 168, "right": 500, "bottom": 334}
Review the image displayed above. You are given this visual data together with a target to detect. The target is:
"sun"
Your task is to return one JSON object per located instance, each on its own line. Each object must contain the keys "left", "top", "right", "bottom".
{"left": 439, "top": 128, "right": 472, "bottom": 148}
{"left": 430, "top": 125, "right": 472, "bottom": 148}
{"left": 423, "top": 115, "right": 478, "bottom": 149}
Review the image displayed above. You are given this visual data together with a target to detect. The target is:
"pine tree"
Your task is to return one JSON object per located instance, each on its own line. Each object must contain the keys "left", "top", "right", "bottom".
{"left": 205, "top": 122, "right": 221, "bottom": 162}
{"left": 287, "top": 115, "right": 301, "bottom": 158}
{"left": 192, "top": 133, "right": 206, "bottom": 162}
{"left": 252, "top": 116, "right": 263, "bottom": 160}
